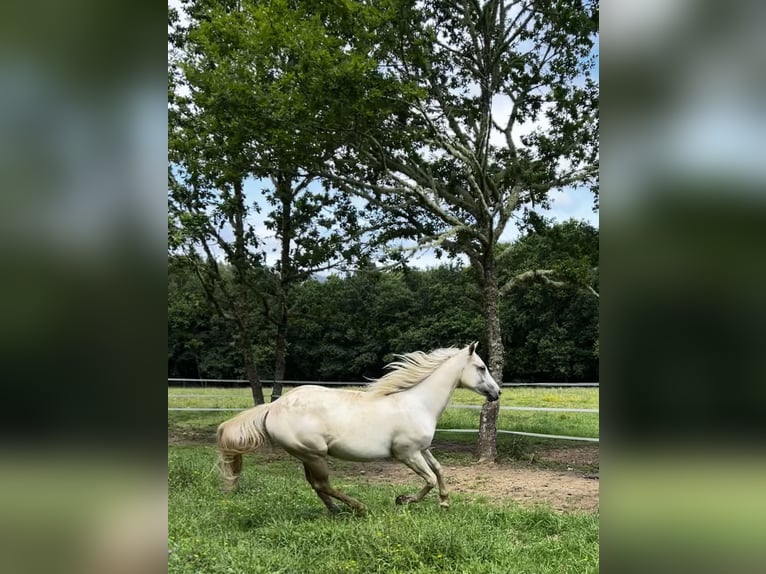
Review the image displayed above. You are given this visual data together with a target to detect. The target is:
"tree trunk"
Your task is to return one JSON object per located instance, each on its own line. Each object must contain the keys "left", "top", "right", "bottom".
{"left": 477, "top": 258, "right": 504, "bottom": 462}
{"left": 241, "top": 325, "right": 265, "bottom": 405}
{"left": 232, "top": 179, "right": 265, "bottom": 405}
{"left": 272, "top": 302, "right": 287, "bottom": 401}
{"left": 271, "top": 175, "right": 292, "bottom": 402}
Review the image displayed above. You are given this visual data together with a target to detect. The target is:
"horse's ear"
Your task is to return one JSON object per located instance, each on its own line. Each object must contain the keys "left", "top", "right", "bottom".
{"left": 468, "top": 341, "right": 478, "bottom": 355}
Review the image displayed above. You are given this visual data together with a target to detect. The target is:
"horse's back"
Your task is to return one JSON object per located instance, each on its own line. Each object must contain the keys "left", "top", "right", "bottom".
{"left": 280, "top": 384, "right": 365, "bottom": 404}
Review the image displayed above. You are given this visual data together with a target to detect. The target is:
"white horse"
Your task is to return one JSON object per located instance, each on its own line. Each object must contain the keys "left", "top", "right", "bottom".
{"left": 216, "top": 342, "right": 500, "bottom": 514}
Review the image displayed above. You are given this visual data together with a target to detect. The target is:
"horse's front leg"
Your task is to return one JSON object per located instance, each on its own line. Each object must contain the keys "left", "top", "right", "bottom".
{"left": 393, "top": 449, "right": 438, "bottom": 506}
{"left": 422, "top": 449, "right": 450, "bottom": 508}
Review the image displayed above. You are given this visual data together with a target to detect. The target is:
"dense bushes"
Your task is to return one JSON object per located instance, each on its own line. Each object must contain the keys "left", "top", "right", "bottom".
{"left": 169, "top": 244, "right": 598, "bottom": 383}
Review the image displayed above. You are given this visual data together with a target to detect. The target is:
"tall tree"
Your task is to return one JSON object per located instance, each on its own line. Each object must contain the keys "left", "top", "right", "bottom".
{"left": 327, "top": 0, "right": 599, "bottom": 460}
{"left": 169, "top": 3, "right": 268, "bottom": 404}
{"left": 261, "top": 183, "right": 363, "bottom": 400}
{"left": 169, "top": 0, "right": 393, "bottom": 401}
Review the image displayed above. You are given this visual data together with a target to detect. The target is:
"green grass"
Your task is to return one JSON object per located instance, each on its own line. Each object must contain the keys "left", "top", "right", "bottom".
{"left": 169, "top": 446, "right": 599, "bottom": 574}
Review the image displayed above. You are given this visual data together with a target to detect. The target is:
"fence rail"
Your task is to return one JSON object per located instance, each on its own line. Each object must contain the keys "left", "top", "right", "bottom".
{"left": 168, "top": 378, "right": 598, "bottom": 443}
{"left": 168, "top": 378, "right": 598, "bottom": 388}
{"left": 434, "top": 429, "right": 599, "bottom": 442}
{"left": 168, "top": 404, "right": 598, "bottom": 414}
{"left": 170, "top": 404, "right": 598, "bottom": 442}
{"left": 447, "top": 404, "right": 598, "bottom": 413}
{"left": 167, "top": 405, "right": 599, "bottom": 443}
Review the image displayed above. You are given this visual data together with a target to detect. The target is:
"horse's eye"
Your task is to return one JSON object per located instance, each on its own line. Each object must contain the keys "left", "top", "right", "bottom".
{"left": 478, "top": 365, "right": 486, "bottom": 372}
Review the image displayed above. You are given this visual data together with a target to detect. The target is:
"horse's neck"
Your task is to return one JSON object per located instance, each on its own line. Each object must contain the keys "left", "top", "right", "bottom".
{"left": 401, "top": 357, "right": 463, "bottom": 421}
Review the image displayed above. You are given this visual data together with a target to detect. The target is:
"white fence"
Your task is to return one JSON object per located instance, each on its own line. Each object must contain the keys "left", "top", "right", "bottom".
{"left": 168, "top": 378, "right": 599, "bottom": 443}
{"left": 168, "top": 377, "right": 598, "bottom": 388}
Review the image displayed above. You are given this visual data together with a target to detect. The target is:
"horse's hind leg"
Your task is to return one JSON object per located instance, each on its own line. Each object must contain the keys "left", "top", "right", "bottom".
{"left": 393, "top": 450, "right": 438, "bottom": 506}
{"left": 303, "top": 457, "right": 367, "bottom": 516}
{"left": 303, "top": 462, "right": 341, "bottom": 515}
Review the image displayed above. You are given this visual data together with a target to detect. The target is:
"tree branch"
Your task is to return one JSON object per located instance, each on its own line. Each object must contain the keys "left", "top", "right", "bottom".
{"left": 499, "top": 269, "right": 566, "bottom": 296}
{"left": 500, "top": 268, "right": 601, "bottom": 300}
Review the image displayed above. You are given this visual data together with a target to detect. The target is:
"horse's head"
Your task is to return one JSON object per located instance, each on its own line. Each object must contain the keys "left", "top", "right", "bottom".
{"left": 458, "top": 342, "right": 501, "bottom": 402}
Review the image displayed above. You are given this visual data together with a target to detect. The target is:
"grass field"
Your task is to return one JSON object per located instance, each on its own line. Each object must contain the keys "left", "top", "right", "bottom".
{"left": 169, "top": 446, "right": 599, "bottom": 574}
{"left": 169, "top": 386, "right": 599, "bottom": 572}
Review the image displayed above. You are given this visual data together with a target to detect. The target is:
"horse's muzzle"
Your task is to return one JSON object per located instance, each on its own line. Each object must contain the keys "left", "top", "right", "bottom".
{"left": 485, "top": 389, "right": 500, "bottom": 402}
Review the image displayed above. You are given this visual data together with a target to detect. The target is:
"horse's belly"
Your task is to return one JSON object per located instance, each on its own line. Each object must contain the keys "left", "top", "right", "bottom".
{"left": 326, "top": 435, "right": 391, "bottom": 461}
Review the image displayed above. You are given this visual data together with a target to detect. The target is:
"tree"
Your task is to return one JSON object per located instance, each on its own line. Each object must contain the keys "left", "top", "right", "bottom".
{"left": 169, "top": 0, "right": 392, "bottom": 402}
{"left": 261, "top": 184, "right": 364, "bottom": 400}
{"left": 168, "top": 256, "right": 210, "bottom": 379}
{"left": 168, "top": 255, "right": 275, "bottom": 381}
{"left": 326, "top": 0, "right": 598, "bottom": 460}
{"left": 168, "top": 250, "right": 597, "bottom": 383}
{"left": 169, "top": 2, "right": 268, "bottom": 403}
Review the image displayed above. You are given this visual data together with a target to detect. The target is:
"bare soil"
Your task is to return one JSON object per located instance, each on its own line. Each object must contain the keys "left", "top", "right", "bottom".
{"left": 344, "top": 448, "right": 599, "bottom": 513}
{"left": 170, "top": 433, "right": 599, "bottom": 513}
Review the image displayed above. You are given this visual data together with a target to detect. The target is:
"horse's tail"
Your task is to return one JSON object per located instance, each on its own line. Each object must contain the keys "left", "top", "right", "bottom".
{"left": 216, "top": 403, "right": 272, "bottom": 492}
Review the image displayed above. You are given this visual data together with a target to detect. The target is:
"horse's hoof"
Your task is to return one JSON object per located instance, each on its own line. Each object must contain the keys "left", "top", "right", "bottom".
{"left": 395, "top": 494, "right": 413, "bottom": 505}
{"left": 439, "top": 502, "right": 450, "bottom": 510}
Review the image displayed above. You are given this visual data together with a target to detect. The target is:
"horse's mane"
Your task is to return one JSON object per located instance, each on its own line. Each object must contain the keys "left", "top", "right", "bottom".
{"left": 366, "top": 347, "right": 462, "bottom": 397}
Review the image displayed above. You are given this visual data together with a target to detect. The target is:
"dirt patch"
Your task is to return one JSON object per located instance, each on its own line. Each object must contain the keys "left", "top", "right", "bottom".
{"left": 535, "top": 444, "right": 599, "bottom": 471}
{"left": 169, "top": 431, "right": 215, "bottom": 446}
{"left": 170, "top": 433, "right": 599, "bottom": 513}
{"left": 342, "top": 459, "right": 598, "bottom": 513}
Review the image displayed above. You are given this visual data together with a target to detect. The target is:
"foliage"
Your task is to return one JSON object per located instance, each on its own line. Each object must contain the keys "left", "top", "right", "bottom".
{"left": 168, "top": 255, "right": 277, "bottom": 379}
{"left": 170, "top": 0, "right": 402, "bottom": 266}
{"left": 168, "top": 221, "right": 599, "bottom": 383}
{"left": 169, "top": 1, "right": 414, "bottom": 394}
{"left": 286, "top": 264, "right": 486, "bottom": 381}
{"left": 499, "top": 216, "right": 598, "bottom": 287}
{"left": 498, "top": 218, "right": 599, "bottom": 380}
